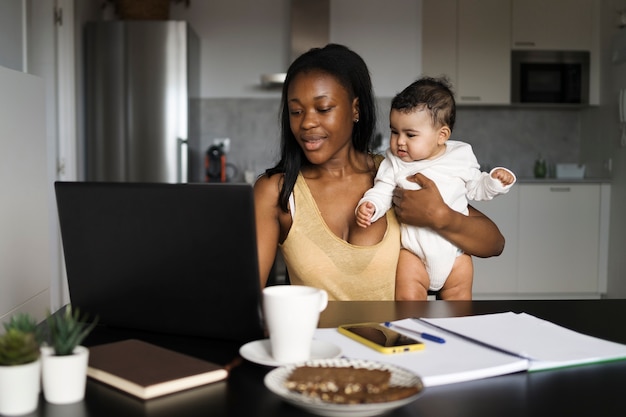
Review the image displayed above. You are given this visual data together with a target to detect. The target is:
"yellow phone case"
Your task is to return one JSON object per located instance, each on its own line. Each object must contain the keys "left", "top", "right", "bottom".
{"left": 338, "top": 322, "right": 425, "bottom": 354}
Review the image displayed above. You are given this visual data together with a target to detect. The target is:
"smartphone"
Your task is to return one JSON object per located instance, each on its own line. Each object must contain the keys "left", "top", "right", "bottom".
{"left": 338, "top": 322, "right": 425, "bottom": 354}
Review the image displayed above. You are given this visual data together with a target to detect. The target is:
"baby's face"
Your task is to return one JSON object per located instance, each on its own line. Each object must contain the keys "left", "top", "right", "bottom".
{"left": 389, "top": 108, "right": 448, "bottom": 163}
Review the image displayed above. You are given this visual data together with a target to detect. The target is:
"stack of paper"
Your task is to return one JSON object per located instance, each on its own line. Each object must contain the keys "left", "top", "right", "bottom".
{"left": 313, "top": 312, "right": 626, "bottom": 387}
{"left": 421, "top": 312, "right": 626, "bottom": 372}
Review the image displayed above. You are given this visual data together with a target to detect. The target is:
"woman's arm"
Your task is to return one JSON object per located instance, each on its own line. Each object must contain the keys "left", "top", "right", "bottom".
{"left": 253, "top": 174, "right": 283, "bottom": 288}
{"left": 392, "top": 173, "right": 505, "bottom": 257}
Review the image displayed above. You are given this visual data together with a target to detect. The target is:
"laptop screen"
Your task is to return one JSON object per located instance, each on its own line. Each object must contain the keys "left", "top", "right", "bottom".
{"left": 54, "top": 181, "right": 264, "bottom": 343}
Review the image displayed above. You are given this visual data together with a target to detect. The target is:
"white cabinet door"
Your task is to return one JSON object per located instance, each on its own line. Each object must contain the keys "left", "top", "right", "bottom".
{"left": 517, "top": 184, "right": 600, "bottom": 294}
{"left": 422, "top": 0, "right": 511, "bottom": 105}
{"left": 472, "top": 189, "right": 519, "bottom": 295}
{"left": 511, "top": 0, "right": 594, "bottom": 50}
{"left": 457, "top": 0, "right": 511, "bottom": 105}
{"left": 422, "top": 0, "right": 457, "bottom": 86}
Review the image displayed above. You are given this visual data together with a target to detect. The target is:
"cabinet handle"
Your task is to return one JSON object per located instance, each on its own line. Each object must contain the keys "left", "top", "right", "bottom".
{"left": 460, "top": 96, "right": 481, "bottom": 101}
{"left": 177, "top": 137, "right": 188, "bottom": 183}
{"left": 549, "top": 187, "right": 571, "bottom": 192}
{"left": 514, "top": 41, "right": 536, "bottom": 47}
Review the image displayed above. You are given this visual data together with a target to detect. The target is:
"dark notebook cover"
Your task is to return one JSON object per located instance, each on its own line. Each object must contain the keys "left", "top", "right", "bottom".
{"left": 87, "top": 339, "right": 228, "bottom": 400}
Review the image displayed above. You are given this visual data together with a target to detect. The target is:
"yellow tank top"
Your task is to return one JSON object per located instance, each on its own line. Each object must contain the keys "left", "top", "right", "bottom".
{"left": 279, "top": 173, "right": 400, "bottom": 301}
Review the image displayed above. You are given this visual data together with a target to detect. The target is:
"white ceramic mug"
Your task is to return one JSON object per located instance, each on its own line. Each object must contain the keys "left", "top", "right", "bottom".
{"left": 262, "top": 285, "right": 328, "bottom": 363}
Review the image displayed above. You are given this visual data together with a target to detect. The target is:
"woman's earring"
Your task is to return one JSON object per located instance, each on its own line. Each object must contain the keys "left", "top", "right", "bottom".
{"left": 354, "top": 118, "right": 359, "bottom": 123}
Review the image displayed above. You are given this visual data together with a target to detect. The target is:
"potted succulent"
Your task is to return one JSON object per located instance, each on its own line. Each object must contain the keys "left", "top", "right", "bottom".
{"left": 40, "top": 306, "right": 98, "bottom": 404}
{"left": 0, "top": 314, "right": 41, "bottom": 415}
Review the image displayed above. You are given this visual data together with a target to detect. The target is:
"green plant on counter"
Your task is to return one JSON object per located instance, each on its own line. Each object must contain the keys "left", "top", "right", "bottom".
{"left": 0, "top": 313, "right": 41, "bottom": 366}
{"left": 3, "top": 313, "right": 37, "bottom": 333}
{"left": 0, "top": 328, "right": 40, "bottom": 366}
{"left": 3, "top": 313, "right": 42, "bottom": 343}
{"left": 46, "top": 306, "right": 98, "bottom": 356}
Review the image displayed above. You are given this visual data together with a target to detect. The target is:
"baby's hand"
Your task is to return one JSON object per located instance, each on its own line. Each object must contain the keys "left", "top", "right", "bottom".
{"left": 491, "top": 169, "right": 515, "bottom": 186}
{"left": 356, "top": 201, "right": 376, "bottom": 228}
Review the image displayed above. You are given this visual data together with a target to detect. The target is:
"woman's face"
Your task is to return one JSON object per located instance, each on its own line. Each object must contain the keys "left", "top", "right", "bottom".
{"left": 286, "top": 70, "right": 359, "bottom": 165}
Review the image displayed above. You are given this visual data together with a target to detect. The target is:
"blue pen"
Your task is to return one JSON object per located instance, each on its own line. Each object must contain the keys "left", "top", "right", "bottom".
{"left": 384, "top": 322, "right": 446, "bottom": 344}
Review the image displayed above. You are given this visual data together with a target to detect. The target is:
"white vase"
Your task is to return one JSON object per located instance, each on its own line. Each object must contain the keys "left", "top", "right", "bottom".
{"left": 0, "top": 359, "right": 41, "bottom": 415}
{"left": 41, "top": 345, "right": 89, "bottom": 404}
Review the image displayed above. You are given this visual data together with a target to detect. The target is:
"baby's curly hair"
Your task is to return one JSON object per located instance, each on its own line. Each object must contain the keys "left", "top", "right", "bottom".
{"left": 391, "top": 76, "right": 456, "bottom": 131}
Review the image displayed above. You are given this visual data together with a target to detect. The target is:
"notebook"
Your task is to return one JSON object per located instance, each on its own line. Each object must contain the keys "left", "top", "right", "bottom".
{"left": 87, "top": 339, "right": 228, "bottom": 399}
{"left": 314, "top": 314, "right": 626, "bottom": 387}
{"left": 54, "top": 181, "right": 264, "bottom": 343}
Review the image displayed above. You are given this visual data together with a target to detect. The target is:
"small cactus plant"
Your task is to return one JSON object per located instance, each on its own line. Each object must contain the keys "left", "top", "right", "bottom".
{"left": 3, "top": 313, "right": 38, "bottom": 334}
{"left": 0, "top": 328, "right": 40, "bottom": 366}
{"left": 3, "top": 313, "right": 42, "bottom": 343}
{"left": 46, "top": 306, "right": 98, "bottom": 356}
{"left": 0, "top": 313, "right": 41, "bottom": 366}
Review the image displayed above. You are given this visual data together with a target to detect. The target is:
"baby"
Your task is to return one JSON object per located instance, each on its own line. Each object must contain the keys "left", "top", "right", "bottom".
{"left": 356, "top": 77, "right": 516, "bottom": 300}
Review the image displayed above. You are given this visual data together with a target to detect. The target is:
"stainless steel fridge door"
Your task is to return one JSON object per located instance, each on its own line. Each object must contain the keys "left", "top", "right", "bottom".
{"left": 85, "top": 21, "right": 191, "bottom": 182}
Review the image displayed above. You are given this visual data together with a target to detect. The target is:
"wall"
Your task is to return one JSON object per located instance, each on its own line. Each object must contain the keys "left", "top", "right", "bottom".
{"left": 195, "top": 98, "right": 583, "bottom": 184}
{"left": 329, "top": 0, "right": 421, "bottom": 98}
{"left": 0, "top": 0, "right": 23, "bottom": 71}
{"left": 191, "top": 98, "right": 281, "bottom": 182}
{"left": 0, "top": 1, "right": 99, "bottom": 314}
{"left": 0, "top": 66, "right": 51, "bottom": 323}
{"left": 170, "top": 0, "right": 289, "bottom": 98}
{"left": 168, "top": 0, "right": 421, "bottom": 99}
{"left": 0, "top": 1, "right": 61, "bottom": 322}
{"left": 453, "top": 108, "right": 581, "bottom": 178}
{"left": 598, "top": 0, "right": 626, "bottom": 297}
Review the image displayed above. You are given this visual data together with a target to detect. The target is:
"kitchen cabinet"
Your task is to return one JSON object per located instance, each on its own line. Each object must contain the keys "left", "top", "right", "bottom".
{"left": 511, "top": 0, "right": 595, "bottom": 50}
{"left": 423, "top": 0, "right": 600, "bottom": 106}
{"left": 511, "top": 0, "right": 600, "bottom": 105}
{"left": 472, "top": 189, "right": 519, "bottom": 294}
{"left": 421, "top": 0, "right": 457, "bottom": 87}
{"left": 422, "top": 0, "right": 511, "bottom": 105}
{"left": 517, "top": 184, "right": 603, "bottom": 294}
{"left": 457, "top": 0, "right": 511, "bottom": 105}
{"left": 472, "top": 183, "right": 610, "bottom": 299}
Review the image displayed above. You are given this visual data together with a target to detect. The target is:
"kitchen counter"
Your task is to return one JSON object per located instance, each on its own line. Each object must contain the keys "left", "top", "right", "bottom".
{"left": 516, "top": 177, "right": 611, "bottom": 184}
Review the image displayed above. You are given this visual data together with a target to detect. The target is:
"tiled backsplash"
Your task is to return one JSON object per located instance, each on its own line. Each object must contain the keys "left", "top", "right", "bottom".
{"left": 453, "top": 106, "right": 581, "bottom": 178}
{"left": 191, "top": 98, "right": 582, "bottom": 183}
{"left": 190, "top": 98, "right": 281, "bottom": 183}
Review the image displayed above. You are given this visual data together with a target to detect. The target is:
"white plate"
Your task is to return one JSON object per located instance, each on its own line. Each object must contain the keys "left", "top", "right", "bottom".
{"left": 239, "top": 339, "right": 342, "bottom": 367}
{"left": 264, "top": 358, "right": 424, "bottom": 417}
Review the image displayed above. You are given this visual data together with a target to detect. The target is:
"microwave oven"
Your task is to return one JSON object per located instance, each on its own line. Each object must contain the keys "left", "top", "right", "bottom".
{"left": 511, "top": 50, "right": 590, "bottom": 104}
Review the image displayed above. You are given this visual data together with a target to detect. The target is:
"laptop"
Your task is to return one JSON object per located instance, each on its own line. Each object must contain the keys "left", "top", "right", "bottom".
{"left": 54, "top": 181, "right": 264, "bottom": 343}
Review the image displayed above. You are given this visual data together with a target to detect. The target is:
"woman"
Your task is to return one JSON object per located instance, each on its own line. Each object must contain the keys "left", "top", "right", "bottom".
{"left": 254, "top": 44, "right": 504, "bottom": 300}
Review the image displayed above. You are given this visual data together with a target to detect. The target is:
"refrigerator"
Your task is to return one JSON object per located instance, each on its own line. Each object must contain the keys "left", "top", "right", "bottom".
{"left": 84, "top": 21, "right": 199, "bottom": 182}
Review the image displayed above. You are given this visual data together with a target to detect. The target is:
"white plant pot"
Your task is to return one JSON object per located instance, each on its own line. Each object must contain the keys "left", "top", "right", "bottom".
{"left": 0, "top": 359, "right": 41, "bottom": 415}
{"left": 41, "top": 345, "right": 89, "bottom": 404}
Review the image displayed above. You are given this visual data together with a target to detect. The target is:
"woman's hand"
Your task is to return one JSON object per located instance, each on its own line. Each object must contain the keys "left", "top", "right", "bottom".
{"left": 392, "top": 173, "right": 451, "bottom": 230}
{"left": 392, "top": 173, "right": 505, "bottom": 257}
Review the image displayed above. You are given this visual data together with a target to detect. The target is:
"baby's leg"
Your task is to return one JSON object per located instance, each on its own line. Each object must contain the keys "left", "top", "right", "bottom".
{"left": 395, "top": 248, "right": 430, "bottom": 300}
{"left": 438, "top": 254, "right": 474, "bottom": 300}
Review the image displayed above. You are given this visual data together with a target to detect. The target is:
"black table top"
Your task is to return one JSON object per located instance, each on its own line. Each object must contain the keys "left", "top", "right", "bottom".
{"left": 34, "top": 299, "right": 626, "bottom": 417}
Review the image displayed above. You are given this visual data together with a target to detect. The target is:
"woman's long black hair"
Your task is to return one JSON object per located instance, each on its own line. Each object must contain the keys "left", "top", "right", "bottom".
{"left": 265, "top": 44, "right": 377, "bottom": 212}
